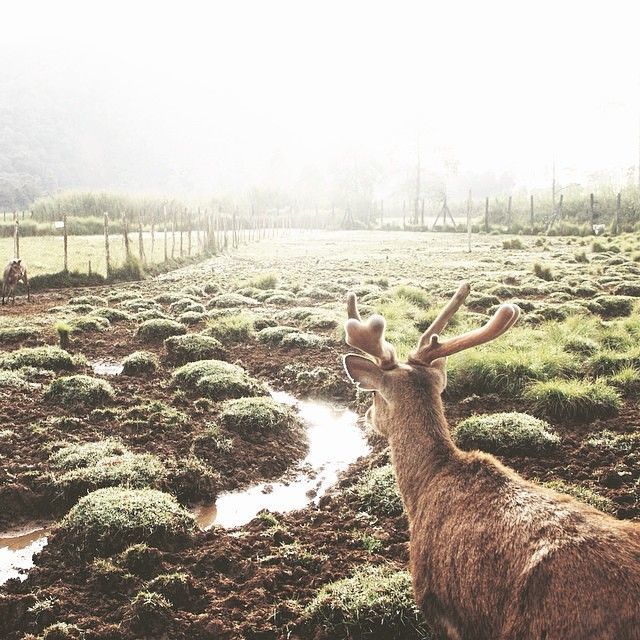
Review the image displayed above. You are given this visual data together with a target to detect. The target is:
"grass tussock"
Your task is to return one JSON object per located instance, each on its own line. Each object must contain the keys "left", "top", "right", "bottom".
{"left": 137, "top": 319, "right": 187, "bottom": 343}
{"left": 523, "top": 378, "right": 621, "bottom": 421}
{"left": 59, "top": 487, "right": 195, "bottom": 555}
{"left": 121, "top": 351, "right": 159, "bottom": 376}
{"left": 45, "top": 375, "right": 115, "bottom": 407}
{"left": 204, "top": 312, "right": 254, "bottom": 343}
{"left": 164, "top": 334, "right": 226, "bottom": 364}
{"left": 0, "top": 345, "right": 75, "bottom": 371}
{"left": 302, "top": 564, "right": 430, "bottom": 639}
{"left": 454, "top": 412, "right": 560, "bottom": 455}
{"left": 353, "top": 465, "right": 404, "bottom": 516}
{"left": 218, "top": 397, "right": 302, "bottom": 441}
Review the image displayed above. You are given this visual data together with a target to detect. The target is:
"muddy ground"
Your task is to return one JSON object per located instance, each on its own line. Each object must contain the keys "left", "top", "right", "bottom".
{"left": 0, "top": 230, "right": 638, "bottom": 638}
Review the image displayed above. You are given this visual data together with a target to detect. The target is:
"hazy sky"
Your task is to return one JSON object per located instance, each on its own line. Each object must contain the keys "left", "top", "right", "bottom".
{"left": 3, "top": 0, "right": 640, "bottom": 197}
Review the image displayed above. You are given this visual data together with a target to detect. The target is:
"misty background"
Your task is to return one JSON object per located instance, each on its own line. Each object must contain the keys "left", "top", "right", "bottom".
{"left": 2, "top": 0, "right": 639, "bottom": 211}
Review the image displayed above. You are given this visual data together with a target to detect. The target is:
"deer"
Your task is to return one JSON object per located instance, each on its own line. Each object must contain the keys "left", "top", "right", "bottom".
{"left": 2, "top": 258, "right": 30, "bottom": 304}
{"left": 343, "top": 282, "right": 640, "bottom": 640}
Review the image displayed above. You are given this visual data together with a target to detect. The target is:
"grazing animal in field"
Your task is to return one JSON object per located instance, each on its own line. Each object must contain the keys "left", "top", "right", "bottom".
{"left": 2, "top": 259, "right": 30, "bottom": 304}
{"left": 343, "top": 283, "right": 640, "bottom": 640}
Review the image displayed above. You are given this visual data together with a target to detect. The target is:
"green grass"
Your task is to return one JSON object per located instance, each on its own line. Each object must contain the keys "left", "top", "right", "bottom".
{"left": 122, "top": 351, "right": 160, "bottom": 375}
{"left": 218, "top": 397, "right": 301, "bottom": 440}
{"left": 118, "top": 401, "right": 189, "bottom": 431}
{"left": 59, "top": 487, "right": 195, "bottom": 555}
{"left": 585, "top": 429, "right": 640, "bottom": 453}
{"left": 164, "top": 333, "right": 226, "bottom": 364}
{"left": 137, "top": 318, "right": 187, "bottom": 342}
{"left": 302, "top": 564, "right": 430, "bottom": 639}
{"left": 209, "top": 292, "right": 259, "bottom": 308}
{"left": 453, "top": 412, "right": 560, "bottom": 455}
{"left": 353, "top": 465, "right": 404, "bottom": 516}
{"left": 257, "top": 325, "right": 299, "bottom": 344}
{"left": 280, "top": 331, "right": 326, "bottom": 348}
{"left": 172, "top": 359, "right": 267, "bottom": 400}
{"left": 392, "top": 285, "right": 431, "bottom": 307}
{"left": 0, "top": 345, "right": 75, "bottom": 371}
{"left": 587, "top": 295, "right": 634, "bottom": 318}
{"left": 204, "top": 312, "right": 255, "bottom": 342}
{"left": 45, "top": 374, "right": 115, "bottom": 407}
{"left": 523, "top": 378, "right": 622, "bottom": 421}
{"left": 245, "top": 271, "right": 279, "bottom": 289}
{"left": 0, "top": 370, "right": 30, "bottom": 390}
{"left": 68, "top": 315, "right": 110, "bottom": 333}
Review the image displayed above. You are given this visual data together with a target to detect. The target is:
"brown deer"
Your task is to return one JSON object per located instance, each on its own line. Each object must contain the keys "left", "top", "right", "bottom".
{"left": 343, "top": 283, "right": 640, "bottom": 640}
{"left": 2, "top": 259, "right": 30, "bottom": 304}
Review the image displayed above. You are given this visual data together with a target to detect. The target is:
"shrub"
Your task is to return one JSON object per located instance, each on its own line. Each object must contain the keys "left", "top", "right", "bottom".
{"left": 204, "top": 312, "right": 254, "bottom": 342}
{"left": 164, "top": 334, "right": 226, "bottom": 364}
{"left": 523, "top": 379, "right": 621, "bottom": 421}
{"left": 542, "top": 480, "right": 615, "bottom": 514}
{"left": 454, "top": 412, "right": 560, "bottom": 455}
{"left": 0, "top": 346, "right": 75, "bottom": 371}
{"left": 59, "top": 487, "right": 195, "bottom": 555}
{"left": 137, "top": 319, "right": 187, "bottom": 342}
{"left": 209, "top": 293, "right": 259, "bottom": 308}
{"left": 45, "top": 375, "right": 115, "bottom": 407}
{"left": 122, "top": 351, "right": 160, "bottom": 375}
{"left": 353, "top": 465, "right": 403, "bottom": 516}
{"left": 218, "top": 397, "right": 302, "bottom": 441}
{"left": 172, "top": 359, "right": 266, "bottom": 400}
{"left": 302, "top": 565, "right": 429, "bottom": 639}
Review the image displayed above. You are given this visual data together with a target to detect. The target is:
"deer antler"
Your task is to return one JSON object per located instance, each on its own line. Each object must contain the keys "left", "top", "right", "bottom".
{"left": 410, "top": 301, "right": 521, "bottom": 365}
{"left": 345, "top": 292, "right": 398, "bottom": 369}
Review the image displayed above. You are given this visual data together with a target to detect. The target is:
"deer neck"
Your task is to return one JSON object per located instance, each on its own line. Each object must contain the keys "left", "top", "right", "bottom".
{"left": 386, "top": 387, "right": 456, "bottom": 524}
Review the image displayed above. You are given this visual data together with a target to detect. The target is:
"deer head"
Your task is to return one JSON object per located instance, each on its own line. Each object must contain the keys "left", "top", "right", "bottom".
{"left": 343, "top": 283, "right": 520, "bottom": 437}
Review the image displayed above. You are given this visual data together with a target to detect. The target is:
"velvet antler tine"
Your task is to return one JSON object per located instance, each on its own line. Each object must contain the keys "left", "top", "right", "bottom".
{"left": 344, "top": 293, "right": 398, "bottom": 369}
{"left": 411, "top": 303, "right": 520, "bottom": 365}
{"left": 417, "top": 282, "right": 471, "bottom": 350}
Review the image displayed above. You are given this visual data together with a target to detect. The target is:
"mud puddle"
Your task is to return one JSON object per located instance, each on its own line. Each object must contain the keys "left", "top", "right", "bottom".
{"left": 0, "top": 392, "right": 368, "bottom": 585}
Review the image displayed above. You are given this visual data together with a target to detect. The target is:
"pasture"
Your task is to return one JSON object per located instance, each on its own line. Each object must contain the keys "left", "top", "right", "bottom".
{"left": 0, "top": 229, "right": 638, "bottom": 639}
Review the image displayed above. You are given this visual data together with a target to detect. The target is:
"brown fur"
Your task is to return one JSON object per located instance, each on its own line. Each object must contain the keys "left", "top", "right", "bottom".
{"left": 2, "top": 259, "right": 30, "bottom": 304}
{"left": 346, "top": 361, "right": 640, "bottom": 640}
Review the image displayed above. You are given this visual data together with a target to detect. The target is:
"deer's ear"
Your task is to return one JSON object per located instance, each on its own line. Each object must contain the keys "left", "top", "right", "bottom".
{"left": 343, "top": 354, "right": 384, "bottom": 392}
{"left": 430, "top": 357, "right": 447, "bottom": 392}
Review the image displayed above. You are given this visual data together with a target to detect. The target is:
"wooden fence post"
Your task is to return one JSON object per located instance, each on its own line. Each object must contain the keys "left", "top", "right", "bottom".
{"left": 163, "top": 205, "right": 168, "bottom": 262}
{"left": 14, "top": 217, "right": 20, "bottom": 260}
{"left": 530, "top": 195, "right": 534, "bottom": 227}
{"left": 138, "top": 210, "right": 145, "bottom": 262}
{"left": 104, "top": 212, "right": 111, "bottom": 277}
{"left": 615, "top": 192, "right": 621, "bottom": 235}
{"left": 484, "top": 197, "right": 489, "bottom": 232}
{"left": 122, "top": 211, "right": 131, "bottom": 260}
{"left": 171, "top": 208, "right": 177, "bottom": 259}
{"left": 63, "top": 212, "right": 68, "bottom": 271}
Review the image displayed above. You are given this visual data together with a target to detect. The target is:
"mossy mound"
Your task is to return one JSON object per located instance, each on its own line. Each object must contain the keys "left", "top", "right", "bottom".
{"left": 353, "top": 465, "right": 404, "bottom": 516}
{"left": 120, "top": 298, "right": 160, "bottom": 313}
{"left": 137, "top": 319, "right": 187, "bottom": 343}
{"left": 68, "top": 295, "right": 108, "bottom": 307}
{"left": 91, "top": 307, "right": 134, "bottom": 323}
{"left": 45, "top": 375, "right": 115, "bottom": 407}
{"left": 587, "top": 295, "right": 634, "bottom": 318}
{"left": 59, "top": 487, "right": 195, "bottom": 555}
{"left": 0, "top": 346, "right": 75, "bottom": 371}
{"left": 178, "top": 311, "right": 207, "bottom": 325}
{"left": 68, "top": 315, "right": 110, "bottom": 333}
{"left": 280, "top": 331, "right": 326, "bottom": 349}
{"left": 50, "top": 439, "right": 166, "bottom": 503}
{"left": 454, "top": 412, "right": 560, "bottom": 455}
{"left": 121, "top": 351, "right": 159, "bottom": 376}
{"left": 164, "top": 334, "right": 226, "bottom": 365}
{"left": 218, "top": 397, "right": 302, "bottom": 442}
{"left": 204, "top": 313, "right": 254, "bottom": 343}
{"left": 172, "top": 359, "right": 266, "bottom": 400}
{"left": 257, "top": 325, "right": 299, "bottom": 345}
{"left": 209, "top": 293, "right": 259, "bottom": 308}
{"left": 301, "top": 565, "right": 429, "bottom": 639}
{"left": 523, "top": 379, "right": 621, "bottom": 421}
{"left": 169, "top": 298, "right": 206, "bottom": 314}
{"left": 0, "top": 369, "right": 31, "bottom": 390}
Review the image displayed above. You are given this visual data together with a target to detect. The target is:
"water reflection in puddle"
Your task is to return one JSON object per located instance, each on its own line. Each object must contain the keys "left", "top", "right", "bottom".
{"left": 0, "top": 526, "right": 48, "bottom": 584}
{"left": 92, "top": 361, "right": 124, "bottom": 376}
{"left": 195, "top": 391, "right": 369, "bottom": 529}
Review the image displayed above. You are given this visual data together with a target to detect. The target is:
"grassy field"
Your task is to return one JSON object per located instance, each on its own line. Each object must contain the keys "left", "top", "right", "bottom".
{"left": 0, "top": 231, "right": 209, "bottom": 277}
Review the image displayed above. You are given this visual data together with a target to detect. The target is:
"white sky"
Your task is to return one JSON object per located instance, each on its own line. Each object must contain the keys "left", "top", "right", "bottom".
{"left": 2, "top": 0, "right": 640, "bottom": 195}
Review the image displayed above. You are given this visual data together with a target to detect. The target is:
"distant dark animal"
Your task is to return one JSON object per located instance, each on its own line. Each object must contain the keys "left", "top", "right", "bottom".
{"left": 343, "top": 282, "right": 640, "bottom": 640}
{"left": 2, "top": 259, "right": 30, "bottom": 304}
